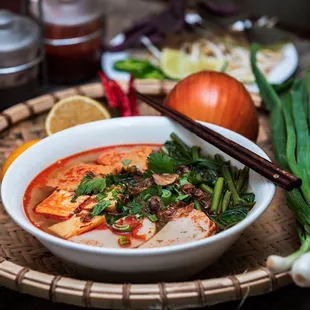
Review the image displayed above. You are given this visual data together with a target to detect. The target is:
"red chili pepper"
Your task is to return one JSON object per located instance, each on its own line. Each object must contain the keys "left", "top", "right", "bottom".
{"left": 110, "top": 80, "right": 132, "bottom": 117}
{"left": 98, "top": 71, "right": 118, "bottom": 109}
{"left": 128, "top": 73, "right": 140, "bottom": 116}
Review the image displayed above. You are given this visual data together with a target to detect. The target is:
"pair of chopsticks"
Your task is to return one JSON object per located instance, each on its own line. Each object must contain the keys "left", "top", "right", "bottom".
{"left": 136, "top": 91, "right": 301, "bottom": 191}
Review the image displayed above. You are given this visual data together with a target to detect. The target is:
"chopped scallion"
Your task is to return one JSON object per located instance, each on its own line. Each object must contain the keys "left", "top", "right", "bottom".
{"left": 147, "top": 214, "right": 159, "bottom": 222}
{"left": 161, "top": 189, "right": 172, "bottom": 206}
{"left": 112, "top": 223, "right": 132, "bottom": 232}
{"left": 118, "top": 235, "right": 130, "bottom": 247}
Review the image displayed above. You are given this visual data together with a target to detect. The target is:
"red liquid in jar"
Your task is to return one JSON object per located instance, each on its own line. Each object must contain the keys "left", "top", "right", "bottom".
{"left": 1, "top": 0, "right": 21, "bottom": 13}
{"left": 44, "top": 19, "right": 102, "bottom": 84}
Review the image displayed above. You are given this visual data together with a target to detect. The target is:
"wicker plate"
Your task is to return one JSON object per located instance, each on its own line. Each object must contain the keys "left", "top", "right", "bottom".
{"left": 0, "top": 80, "right": 298, "bottom": 309}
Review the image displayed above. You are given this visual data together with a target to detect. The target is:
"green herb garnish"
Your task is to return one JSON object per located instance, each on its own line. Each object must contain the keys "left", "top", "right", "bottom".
{"left": 96, "top": 193, "right": 108, "bottom": 201}
{"left": 179, "top": 175, "right": 190, "bottom": 185}
{"left": 147, "top": 214, "right": 159, "bottom": 222}
{"left": 122, "top": 159, "right": 132, "bottom": 167}
{"left": 127, "top": 202, "right": 144, "bottom": 215}
{"left": 111, "top": 189, "right": 119, "bottom": 198}
{"left": 175, "top": 193, "right": 190, "bottom": 202}
{"left": 218, "top": 206, "right": 250, "bottom": 228}
{"left": 71, "top": 174, "right": 107, "bottom": 202}
{"left": 147, "top": 152, "right": 175, "bottom": 173}
{"left": 143, "top": 193, "right": 152, "bottom": 201}
{"left": 106, "top": 214, "right": 122, "bottom": 225}
{"left": 91, "top": 200, "right": 111, "bottom": 217}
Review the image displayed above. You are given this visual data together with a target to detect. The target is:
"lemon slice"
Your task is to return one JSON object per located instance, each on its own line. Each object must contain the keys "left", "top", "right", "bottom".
{"left": 160, "top": 48, "right": 225, "bottom": 80}
{"left": 45, "top": 96, "right": 111, "bottom": 136}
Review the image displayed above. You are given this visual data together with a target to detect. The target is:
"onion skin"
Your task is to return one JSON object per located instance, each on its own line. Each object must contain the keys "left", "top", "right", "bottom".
{"left": 164, "top": 71, "right": 259, "bottom": 141}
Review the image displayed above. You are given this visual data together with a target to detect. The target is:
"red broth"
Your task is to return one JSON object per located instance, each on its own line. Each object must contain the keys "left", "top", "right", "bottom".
{"left": 23, "top": 144, "right": 159, "bottom": 235}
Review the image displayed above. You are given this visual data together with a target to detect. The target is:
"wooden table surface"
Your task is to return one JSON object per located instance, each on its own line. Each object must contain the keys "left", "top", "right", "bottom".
{"left": 1, "top": 0, "right": 310, "bottom": 309}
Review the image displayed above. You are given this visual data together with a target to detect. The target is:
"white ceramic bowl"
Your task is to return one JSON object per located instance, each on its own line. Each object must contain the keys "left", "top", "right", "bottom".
{"left": 1, "top": 117, "right": 275, "bottom": 282}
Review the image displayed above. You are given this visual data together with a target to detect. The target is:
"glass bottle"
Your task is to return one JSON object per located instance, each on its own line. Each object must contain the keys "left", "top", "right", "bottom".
{"left": 30, "top": 0, "right": 103, "bottom": 85}
{"left": 0, "top": 10, "right": 41, "bottom": 111}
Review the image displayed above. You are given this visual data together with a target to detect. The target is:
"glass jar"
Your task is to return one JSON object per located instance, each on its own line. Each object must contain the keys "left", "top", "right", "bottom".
{"left": 30, "top": 0, "right": 103, "bottom": 85}
{"left": 1, "top": 1, "right": 21, "bottom": 13}
{"left": 0, "top": 10, "right": 41, "bottom": 111}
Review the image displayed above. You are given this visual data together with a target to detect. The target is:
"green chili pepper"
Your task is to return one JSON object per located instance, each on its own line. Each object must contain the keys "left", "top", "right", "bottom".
{"left": 161, "top": 189, "right": 172, "bottom": 206}
{"left": 143, "top": 70, "right": 166, "bottom": 79}
{"left": 114, "top": 59, "right": 151, "bottom": 73}
{"left": 113, "top": 58, "right": 167, "bottom": 80}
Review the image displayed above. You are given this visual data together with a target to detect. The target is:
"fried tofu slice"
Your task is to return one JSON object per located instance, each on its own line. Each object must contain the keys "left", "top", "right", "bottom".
{"left": 79, "top": 196, "right": 98, "bottom": 211}
{"left": 48, "top": 211, "right": 106, "bottom": 239}
{"left": 96, "top": 147, "right": 153, "bottom": 171}
{"left": 70, "top": 217, "right": 156, "bottom": 248}
{"left": 55, "top": 164, "right": 115, "bottom": 191}
{"left": 34, "top": 189, "right": 88, "bottom": 220}
{"left": 140, "top": 205, "right": 216, "bottom": 248}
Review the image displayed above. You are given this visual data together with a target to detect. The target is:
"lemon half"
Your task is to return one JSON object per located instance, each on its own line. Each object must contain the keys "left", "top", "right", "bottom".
{"left": 45, "top": 96, "right": 111, "bottom": 136}
{"left": 160, "top": 48, "right": 225, "bottom": 80}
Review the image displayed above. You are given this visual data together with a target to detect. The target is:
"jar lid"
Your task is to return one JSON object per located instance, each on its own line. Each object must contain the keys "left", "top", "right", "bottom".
{"left": 0, "top": 10, "right": 40, "bottom": 66}
{"left": 30, "top": 0, "right": 103, "bottom": 26}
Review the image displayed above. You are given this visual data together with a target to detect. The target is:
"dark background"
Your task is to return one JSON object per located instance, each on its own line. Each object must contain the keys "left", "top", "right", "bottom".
{"left": 0, "top": 283, "right": 309, "bottom": 309}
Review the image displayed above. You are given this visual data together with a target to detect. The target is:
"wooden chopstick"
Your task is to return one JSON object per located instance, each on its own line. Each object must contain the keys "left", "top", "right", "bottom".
{"left": 136, "top": 91, "right": 302, "bottom": 191}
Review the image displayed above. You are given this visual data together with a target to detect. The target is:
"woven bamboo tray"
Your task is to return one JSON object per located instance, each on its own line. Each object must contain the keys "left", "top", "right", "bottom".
{"left": 0, "top": 80, "right": 298, "bottom": 309}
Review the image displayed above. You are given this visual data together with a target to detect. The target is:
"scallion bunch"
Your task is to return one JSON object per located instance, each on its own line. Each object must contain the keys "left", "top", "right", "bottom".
{"left": 251, "top": 44, "right": 310, "bottom": 287}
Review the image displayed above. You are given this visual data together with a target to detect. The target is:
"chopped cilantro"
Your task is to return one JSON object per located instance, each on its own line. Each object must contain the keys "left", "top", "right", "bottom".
{"left": 175, "top": 193, "right": 191, "bottom": 201}
{"left": 140, "top": 185, "right": 161, "bottom": 197}
{"left": 143, "top": 170, "right": 152, "bottom": 178}
{"left": 96, "top": 193, "right": 107, "bottom": 201}
{"left": 157, "top": 185, "right": 163, "bottom": 196}
{"left": 127, "top": 202, "right": 143, "bottom": 214}
{"left": 91, "top": 200, "right": 111, "bottom": 217}
{"left": 111, "top": 190, "right": 119, "bottom": 198}
{"left": 179, "top": 175, "right": 190, "bottom": 185}
{"left": 105, "top": 214, "right": 121, "bottom": 225}
{"left": 71, "top": 174, "right": 107, "bottom": 202}
{"left": 116, "top": 201, "right": 124, "bottom": 213}
{"left": 111, "top": 170, "right": 131, "bottom": 184}
{"left": 147, "top": 152, "right": 175, "bottom": 173}
{"left": 122, "top": 159, "right": 132, "bottom": 167}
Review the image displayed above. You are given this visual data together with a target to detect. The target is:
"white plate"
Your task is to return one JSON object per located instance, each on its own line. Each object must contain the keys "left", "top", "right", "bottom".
{"left": 101, "top": 14, "right": 298, "bottom": 93}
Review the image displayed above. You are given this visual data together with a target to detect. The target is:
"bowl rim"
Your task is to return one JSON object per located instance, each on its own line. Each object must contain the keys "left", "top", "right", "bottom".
{"left": 1, "top": 116, "right": 276, "bottom": 256}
